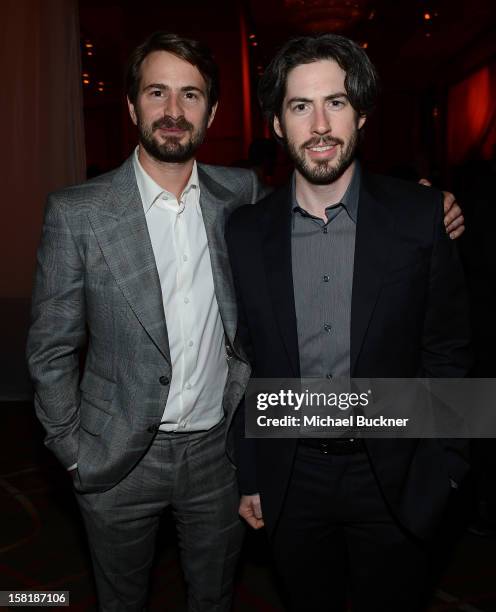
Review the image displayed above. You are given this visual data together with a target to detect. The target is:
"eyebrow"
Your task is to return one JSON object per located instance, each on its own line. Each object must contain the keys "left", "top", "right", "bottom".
{"left": 286, "top": 92, "right": 349, "bottom": 105}
{"left": 142, "top": 83, "right": 205, "bottom": 95}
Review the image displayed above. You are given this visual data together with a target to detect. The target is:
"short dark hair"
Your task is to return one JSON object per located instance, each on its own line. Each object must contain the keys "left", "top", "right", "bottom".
{"left": 126, "top": 31, "right": 220, "bottom": 113}
{"left": 258, "top": 33, "right": 379, "bottom": 131}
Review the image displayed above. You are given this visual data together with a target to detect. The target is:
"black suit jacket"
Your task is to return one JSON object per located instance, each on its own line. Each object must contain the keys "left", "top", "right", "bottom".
{"left": 226, "top": 171, "right": 472, "bottom": 539}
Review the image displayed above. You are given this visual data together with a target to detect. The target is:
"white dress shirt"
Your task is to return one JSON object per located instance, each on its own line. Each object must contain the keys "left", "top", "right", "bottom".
{"left": 133, "top": 147, "right": 228, "bottom": 431}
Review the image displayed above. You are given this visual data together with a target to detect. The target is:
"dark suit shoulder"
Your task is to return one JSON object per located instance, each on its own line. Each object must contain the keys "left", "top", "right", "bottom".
{"left": 227, "top": 182, "right": 287, "bottom": 229}
{"left": 365, "top": 173, "right": 443, "bottom": 211}
{"left": 364, "top": 172, "right": 445, "bottom": 243}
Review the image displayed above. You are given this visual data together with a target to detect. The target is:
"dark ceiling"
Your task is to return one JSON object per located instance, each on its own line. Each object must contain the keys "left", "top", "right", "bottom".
{"left": 245, "top": 0, "right": 496, "bottom": 88}
{"left": 78, "top": 0, "right": 496, "bottom": 93}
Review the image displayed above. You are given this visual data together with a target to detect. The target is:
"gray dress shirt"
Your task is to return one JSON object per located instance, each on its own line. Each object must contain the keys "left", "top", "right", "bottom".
{"left": 291, "top": 163, "right": 361, "bottom": 379}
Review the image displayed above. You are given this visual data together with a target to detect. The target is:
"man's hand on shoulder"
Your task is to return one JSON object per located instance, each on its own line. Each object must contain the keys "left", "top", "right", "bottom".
{"left": 441, "top": 190, "right": 465, "bottom": 239}
{"left": 239, "top": 494, "right": 264, "bottom": 530}
{"left": 419, "top": 179, "right": 465, "bottom": 239}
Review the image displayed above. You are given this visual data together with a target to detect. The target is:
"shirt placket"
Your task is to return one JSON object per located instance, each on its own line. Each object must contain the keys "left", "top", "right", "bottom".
{"left": 175, "top": 192, "right": 196, "bottom": 428}
{"left": 172, "top": 197, "right": 188, "bottom": 424}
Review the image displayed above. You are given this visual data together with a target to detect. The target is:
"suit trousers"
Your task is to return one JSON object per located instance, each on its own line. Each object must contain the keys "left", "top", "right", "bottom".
{"left": 75, "top": 419, "right": 244, "bottom": 612}
{"left": 272, "top": 444, "right": 433, "bottom": 612}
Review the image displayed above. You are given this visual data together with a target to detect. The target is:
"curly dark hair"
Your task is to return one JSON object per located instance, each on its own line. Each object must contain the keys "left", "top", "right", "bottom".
{"left": 258, "top": 34, "right": 379, "bottom": 133}
{"left": 126, "top": 31, "right": 219, "bottom": 113}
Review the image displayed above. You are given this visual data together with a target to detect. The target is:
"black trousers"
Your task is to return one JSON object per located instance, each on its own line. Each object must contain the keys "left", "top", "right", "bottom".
{"left": 272, "top": 445, "right": 434, "bottom": 612}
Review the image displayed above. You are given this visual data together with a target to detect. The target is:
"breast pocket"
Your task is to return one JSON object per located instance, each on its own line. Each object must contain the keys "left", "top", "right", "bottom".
{"left": 382, "top": 256, "right": 428, "bottom": 287}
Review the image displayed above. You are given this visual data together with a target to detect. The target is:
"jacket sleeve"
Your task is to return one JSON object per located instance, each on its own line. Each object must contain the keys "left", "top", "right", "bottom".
{"left": 26, "top": 194, "right": 86, "bottom": 468}
{"left": 226, "top": 210, "right": 259, "bottom": 494}
{"left": 421, "top": 193, "right": 472, "bottom": 376}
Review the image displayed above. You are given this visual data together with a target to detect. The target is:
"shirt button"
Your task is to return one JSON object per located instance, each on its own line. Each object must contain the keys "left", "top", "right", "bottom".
{"left": 323, "top": 275, "right": 330, "bottom": 282}
{"left": 324, "top": 323, "right": 332, "bottom": 333}
{"left": 326, "top": 373, "right": 333, "bottom": 380}
{"left": 184, "top": 297, "right": 189, "bottom": 304}
{"left": 188, "top": 340, "right": 194, "bottom": 347}
{"left": 183, "top": 254, "right": 188, "bottom": 262}
{"left": 185, "top": 382, "right": 192, "bottom": 390}
{"left": 323, "top": 227, "right": 328, "bottom": 234}
{"left": 159, "top": 376, "right": 170, "bottom": 386}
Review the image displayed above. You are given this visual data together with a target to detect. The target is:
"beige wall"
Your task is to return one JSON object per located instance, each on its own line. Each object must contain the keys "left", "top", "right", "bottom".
{"left": 0, "top": 0, "right": 86, "bottom": 299}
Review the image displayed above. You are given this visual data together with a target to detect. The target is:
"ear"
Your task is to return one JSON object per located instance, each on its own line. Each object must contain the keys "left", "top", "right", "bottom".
{"left": 207, "top": 102, "right": 218, "bottom": 128}
{"left": 127, "top": 96, "right": 138, "bottom": 126}
{"left": 273, "top": 115, "right": 284, "bottom": 139}
{"left": 358, "top": 114, "right": 366, "bottom": 130}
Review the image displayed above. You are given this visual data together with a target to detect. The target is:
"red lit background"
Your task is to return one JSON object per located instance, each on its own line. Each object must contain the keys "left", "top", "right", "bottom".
{"left": 447, "top": 63, "right": 496, "bottom": 166}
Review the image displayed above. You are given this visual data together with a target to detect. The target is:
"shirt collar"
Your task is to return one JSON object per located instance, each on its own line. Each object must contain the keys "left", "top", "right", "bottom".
{"left": 291, "top": 160, "right": 361, "bottom": 224}
{"left": 132, "top": 146, "right": 200, "bottom": 215}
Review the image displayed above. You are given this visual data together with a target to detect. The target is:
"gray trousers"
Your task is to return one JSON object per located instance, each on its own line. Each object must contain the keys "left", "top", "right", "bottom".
{"left": 75, "top": 420, "right": 244, "bottom": 611}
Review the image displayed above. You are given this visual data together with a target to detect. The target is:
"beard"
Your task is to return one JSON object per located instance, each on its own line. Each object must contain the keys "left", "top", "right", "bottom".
{"left": 284, "top": 127, "right": 360, "bottom": 185}
{"left": 137, "top": 112, "right": 208, "bottom": 163}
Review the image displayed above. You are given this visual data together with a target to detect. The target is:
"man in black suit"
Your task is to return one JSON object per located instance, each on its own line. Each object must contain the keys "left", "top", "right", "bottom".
{"left": 226, "top": 34, "right": 471, "bottom": 612}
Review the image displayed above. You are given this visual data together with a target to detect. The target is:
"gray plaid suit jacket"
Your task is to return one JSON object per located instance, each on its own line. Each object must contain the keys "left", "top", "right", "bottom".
{"left": 26, "top": 155, "right": 266, "bottom": 493}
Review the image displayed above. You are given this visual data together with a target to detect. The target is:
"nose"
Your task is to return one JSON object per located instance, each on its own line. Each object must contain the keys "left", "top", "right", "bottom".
{"left": 311, "top": 103, "right": 331, "bottom": 136}
{"left": 163, "top": 93, "right": 183, "bottom": 119}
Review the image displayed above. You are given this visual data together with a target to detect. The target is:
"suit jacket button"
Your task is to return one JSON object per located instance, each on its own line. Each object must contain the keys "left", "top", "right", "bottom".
{"left": 159, "top": 376, "right": 170, "bottom": 386}
{"left": 226, "top": 345, "right": 233, "bottom": 358}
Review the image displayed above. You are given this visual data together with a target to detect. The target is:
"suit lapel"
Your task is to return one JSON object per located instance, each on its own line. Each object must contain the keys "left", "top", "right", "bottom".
{"left": 262, "top": 184, "right": 300, "bottom": 376}
{"left": 87, "top": 157, "right": 171, "bottom": 362}
{"left": 350, "top": 173, "right": 392, "bottom": 374}
{"left": 197, "top": 165, "right": 238, "bottom": 346}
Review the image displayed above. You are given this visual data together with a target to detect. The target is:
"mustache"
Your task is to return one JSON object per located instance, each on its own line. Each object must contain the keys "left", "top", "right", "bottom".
{"left": 152, "top": 116, "right": 194, "bottom": 132}
{"left": 302, "top": 136, "right": 344, "bottom": 148}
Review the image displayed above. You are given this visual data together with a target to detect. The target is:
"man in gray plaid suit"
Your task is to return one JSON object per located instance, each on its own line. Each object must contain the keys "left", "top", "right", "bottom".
{"left": 26, "top": 32, "right": 266, "bottom": 611}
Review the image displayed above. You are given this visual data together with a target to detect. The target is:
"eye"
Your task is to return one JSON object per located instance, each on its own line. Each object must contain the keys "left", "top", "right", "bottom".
{"left": 184, "top": 91, "right": 202, "bottom": 101}
{"left": 328, "top": 98, "right": 346, "bottom": 109}
{"left": 150, "top": 89, "right": 163, "bottom": 97}
{"left": 291, "top": 102, "right": 308, "bottom": 113}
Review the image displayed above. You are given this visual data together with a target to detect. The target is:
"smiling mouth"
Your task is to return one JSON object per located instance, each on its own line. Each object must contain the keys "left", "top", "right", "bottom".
{"left": 307, "top": 145, "right": 336, "bottom": 152}
{"left": 305, "top": 143, "right": 339, "bottom": 161}
{"left": 156, "top": 128, "right": 189, "bottom": 141}
{"left": 157, "top": 127, "right": 186, "bottom": 133}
